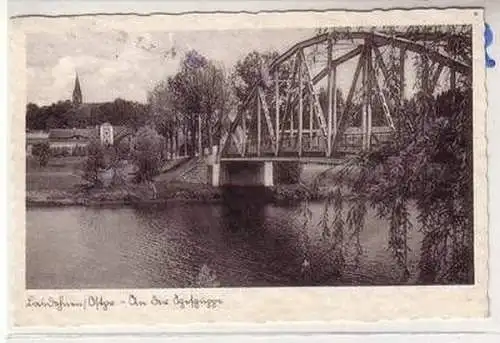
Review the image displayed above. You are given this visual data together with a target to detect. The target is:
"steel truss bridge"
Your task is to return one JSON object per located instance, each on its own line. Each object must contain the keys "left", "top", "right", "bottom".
{"left": 217, "top": 29, "right": 471, "bottom": 163}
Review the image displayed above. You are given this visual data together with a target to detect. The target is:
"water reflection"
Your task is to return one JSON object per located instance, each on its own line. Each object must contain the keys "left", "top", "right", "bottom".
{"left": 26, "top": 190, "right": 423, "bottom": 289}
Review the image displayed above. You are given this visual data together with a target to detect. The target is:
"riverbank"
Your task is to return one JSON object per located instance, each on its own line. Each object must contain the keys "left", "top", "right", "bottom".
{"left": 26, "top": 155, "right": 350, "bottom": 207}
{"left": 25, "top": 180, "right": 346, "bottom": 208}
{"left": 26, "top": 182, "right": 216, "bottom": 207}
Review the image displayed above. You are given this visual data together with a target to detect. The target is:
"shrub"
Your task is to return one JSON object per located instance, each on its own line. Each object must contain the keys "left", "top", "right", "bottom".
{"left": 82, "top": 140, "right": 106, "bottom": 186}
{"left": 72, "top": 145, "right": 87, "bottom": 156}
{"left": 131, "top": 126, "right": 165, "bottom": 183}
{"left": 50, "top": 146, "right": 71, "bottom": 157}
{"left": 32, "top": 142, "right": 50, "bottom": 167}
{"left": 274, "top": 162, "right": 303, "bottom": 184}
{"left": 115, "top": 138, "right": 131, "bottom": 160}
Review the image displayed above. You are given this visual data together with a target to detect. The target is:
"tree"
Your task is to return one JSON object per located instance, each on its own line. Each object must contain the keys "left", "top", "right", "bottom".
{"left": 131, "top": 126, "right": 165, "bottom": 198}
{"left": 26, "top": 100, "right": 73, "bottom": 130}
{"left": 311, "top": 88, "right": 473, "bottom": 284}
{"left": 82, "top": 140, "right": 106, "bottom": 187}
{"left": 231, "top": 50, "right": 293, "bottom": 142}
{"left": 167, "top": 51, "right": 206, "bottom": 155}
{"left": 26, "top": 98, "right": 150, "bottom": 131}
{"left": 199, "top": 61, "right": 237, "bottom": 149}
{"left": 46, "top": 100, "right": 73, "bottom": 129}
{"left": 232, "top": 50, "right": 281, "bottom": 104}
{"left": 31, "top": 142, "right": 50, "bottom": 167}
{"left": 127, "top": 101, "right": 150, "bottom": 130}
{"left": 164, "top": 50, "right": 235, "bottom": 156}
{"left": 26, "top": 103, "right": 41, "bottom": 130}
{"left": 94, "top": 99, "right": 150, "bottom": 128}
{"left": 148, "top": 81, "right": 182, "bottom": 157}
{"left": 304, "top": 26, "right": 473, "bottom": 284}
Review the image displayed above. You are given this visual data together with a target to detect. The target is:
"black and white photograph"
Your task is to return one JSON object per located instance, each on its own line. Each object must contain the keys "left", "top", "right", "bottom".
{"left": 24, "top": 23, "right": 476, "bottom": 289}
{"left": 10, "top": 8, "right": 488, "bottom": 326}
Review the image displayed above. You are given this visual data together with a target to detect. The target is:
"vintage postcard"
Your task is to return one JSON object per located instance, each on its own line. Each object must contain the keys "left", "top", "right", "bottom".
{"left": 9, "top": 8, "right": 488, "bottom": 329}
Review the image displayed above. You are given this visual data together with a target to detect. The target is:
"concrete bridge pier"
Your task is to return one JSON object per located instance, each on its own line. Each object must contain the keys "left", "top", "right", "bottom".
{"left": 209, "top": 161, "right": 274, "bottom": 187}
{"left": 210, "top": 163, "right": 221, "bottom": 187}
{"left": 262, "top": 162, "right": 274, "bottom": 187}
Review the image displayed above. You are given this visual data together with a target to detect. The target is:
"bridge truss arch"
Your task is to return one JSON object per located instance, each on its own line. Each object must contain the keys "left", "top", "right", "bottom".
{"left": 219, "top": 27, "right": 472, "bottom": 161}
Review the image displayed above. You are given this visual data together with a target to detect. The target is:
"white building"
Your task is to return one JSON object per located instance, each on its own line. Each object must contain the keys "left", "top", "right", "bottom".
{"left": 99, "top": 122, "right": 114, "bottom": 146}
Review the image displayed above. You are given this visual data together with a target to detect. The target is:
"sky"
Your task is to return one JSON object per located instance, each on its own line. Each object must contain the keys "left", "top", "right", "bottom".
{"left": 26, "top": 25, "right": 458, "bottom": 107}
{"left": 26, "top": 28, "right": 319, "bottom": 105}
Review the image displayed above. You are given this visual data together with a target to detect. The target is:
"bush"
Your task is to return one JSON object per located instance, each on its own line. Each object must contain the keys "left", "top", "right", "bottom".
{"left": 274, "top": 162, "right": 303, "bottom": 184}
{"left": 82, "top": 140, "right": 106, "bottom": 186}
{"left": 50, "top": 146, "right": 71, "bottom": 157}
{"left": 32, "top": 142, "right": 50, "bottom": 167}
{"left": 115, "top": 139, "right": 131, "bottom": 160}
{"left": 72, "top": 145, "right": 87, "bottom": 156}
{"left": 131, "top": 126, "right": 165, "bottom": 183}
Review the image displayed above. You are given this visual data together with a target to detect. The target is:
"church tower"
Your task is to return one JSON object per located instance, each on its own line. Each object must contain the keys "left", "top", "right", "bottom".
{"left": 72, "top": 73, "right": 83, "bottom": 107}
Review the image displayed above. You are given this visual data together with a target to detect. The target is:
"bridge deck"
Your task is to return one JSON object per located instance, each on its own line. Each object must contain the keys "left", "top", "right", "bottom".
{"left": 219, "top": 155, "right": 350, "bottom": 164}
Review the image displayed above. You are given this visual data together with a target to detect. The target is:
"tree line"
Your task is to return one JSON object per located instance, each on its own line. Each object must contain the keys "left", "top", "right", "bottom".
{"left": 26, "top": 98, "right": 150, "bottom": 131}
{"left": 147, "top": 49, "right": 278, "bottom": 156}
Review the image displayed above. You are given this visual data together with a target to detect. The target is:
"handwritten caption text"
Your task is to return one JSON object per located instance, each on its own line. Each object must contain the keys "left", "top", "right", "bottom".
{"left": 25, "top": 294, "right": 223, "bottom": 312}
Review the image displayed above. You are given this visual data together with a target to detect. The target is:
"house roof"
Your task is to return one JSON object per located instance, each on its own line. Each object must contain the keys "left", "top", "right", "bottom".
{"left": 26, "top": 131, "right": 49, "bottom": 140}
{"left": 48, "top": 125, "right": 133, "bottom": 141}
{"left": 113, "top": 126, "right": 132, "bottom": 139}
{"left": 49, "top": 128, "right": 97, "bottom": 140}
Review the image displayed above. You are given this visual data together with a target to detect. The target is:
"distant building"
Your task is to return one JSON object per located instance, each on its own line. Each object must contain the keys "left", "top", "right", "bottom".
{"left": 26, "top": 74, "right": 133, "bottom": 156}
{"left": 43, "top": 125, "right": 131, "bottom": 155}
{"left": 64, "top": 73, "right": 107, "bottom": 122}
{"left": 72, "top": 73, "right": 83, "bottom": 107}
{"left": 100, "top": 122, "right": 114, "bottom": 146}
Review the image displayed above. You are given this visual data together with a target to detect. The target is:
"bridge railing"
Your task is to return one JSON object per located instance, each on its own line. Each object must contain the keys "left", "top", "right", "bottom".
{"left": 222, "top": 129, "right": 394, "bottom": 158}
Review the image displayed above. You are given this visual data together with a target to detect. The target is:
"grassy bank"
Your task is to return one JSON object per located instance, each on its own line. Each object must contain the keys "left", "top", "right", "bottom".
{"left": 26, "top": 156, "right": 344, "bottom": 207}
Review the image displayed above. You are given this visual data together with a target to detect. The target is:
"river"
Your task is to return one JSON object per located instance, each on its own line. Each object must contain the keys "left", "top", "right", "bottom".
{"left": 26, "top": 189, "right": 423, "bottom": 289}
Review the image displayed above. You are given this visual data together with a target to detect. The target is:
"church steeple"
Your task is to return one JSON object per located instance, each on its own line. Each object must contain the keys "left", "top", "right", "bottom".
{"left": 72, "top": 73, "right": 82, "bottom": 106}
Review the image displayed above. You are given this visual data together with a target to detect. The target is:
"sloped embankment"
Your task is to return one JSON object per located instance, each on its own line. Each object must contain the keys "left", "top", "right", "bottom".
{"left": 155, "top": 157, "right": 207, "bottom": 184}
{"left": 148, "top": 157, "right": 222, "bottom": 202}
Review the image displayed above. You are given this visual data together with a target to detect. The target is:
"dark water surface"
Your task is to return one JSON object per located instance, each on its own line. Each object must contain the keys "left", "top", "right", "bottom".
{"left": 26, "top": 189, "right": 423, "bottom": 289}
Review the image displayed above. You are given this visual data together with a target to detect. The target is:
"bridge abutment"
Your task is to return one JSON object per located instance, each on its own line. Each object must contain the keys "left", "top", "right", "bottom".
{"left": 209, "top": 161, "right": 274, "bottom": 187}
{"left": 209, "top": 163, "right": 221, "bottom": 187}
{"left": 263, "top": 162, "right": 274, "bottom": 187}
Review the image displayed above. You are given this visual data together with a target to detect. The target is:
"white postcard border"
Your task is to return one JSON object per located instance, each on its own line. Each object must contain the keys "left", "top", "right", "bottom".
{"left": 9, "top": 8, "right": 488, "bottom": 329}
